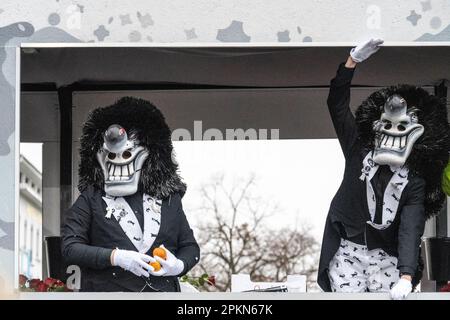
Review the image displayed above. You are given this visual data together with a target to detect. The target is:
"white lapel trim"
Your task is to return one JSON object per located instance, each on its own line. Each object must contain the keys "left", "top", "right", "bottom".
{"left": 140, "top": 194, "right": 162, "bottom": 254}
{"left": 360, "top": 152, "right": 409, "bottom": 230}
{"left": 102, "top": 195, "right": 144, "bottom": 251}
{"left": 381, "top": 166, "right": 409, "bottom": 226}
{"left": 102, "top": 194, "right": 162, "bottom": 253}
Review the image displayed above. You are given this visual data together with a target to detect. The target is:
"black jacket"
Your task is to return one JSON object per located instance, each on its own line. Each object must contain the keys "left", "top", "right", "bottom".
{"left": 62, "top": 185, "right": 200, "bottom": 292}
{"left": 317, "top": 63, "right": 426, "bottom": 291}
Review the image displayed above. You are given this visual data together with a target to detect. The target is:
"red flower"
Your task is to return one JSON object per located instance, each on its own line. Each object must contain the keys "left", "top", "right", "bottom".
{"left": 22, "top": 277, "right": 67, "bottom": 292}
{"left": 29, "top": 279, "right": 41, "bottom": 289}
{"left": 54, "top": 280, "right": 65, "bottom": 287}
{"left": 19, "top": 274, "right": 28, "bottom": 287}
{"left": 439, "top": 283, "right": 450, "bottom": 292}
{"left": 43, "top": 277, "right": 58, "bottom": 287}
{"left": 207, "top": 275, "right": 216, "bottom": 286}
{"left": 36, "top": 282, "right": 49, "bottom": 292}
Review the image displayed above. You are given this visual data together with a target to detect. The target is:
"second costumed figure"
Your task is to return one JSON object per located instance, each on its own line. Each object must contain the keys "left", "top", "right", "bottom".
{"left": 318, "top": 39, "right": 450, "bottom": 299}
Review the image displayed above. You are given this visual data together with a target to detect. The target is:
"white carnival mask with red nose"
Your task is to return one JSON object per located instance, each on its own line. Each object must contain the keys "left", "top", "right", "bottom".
{"left": 96, "top": 124, "right": 149, "bottom": 196}
{"left": 372, "top": 94, "right": 424, "bottom": 167}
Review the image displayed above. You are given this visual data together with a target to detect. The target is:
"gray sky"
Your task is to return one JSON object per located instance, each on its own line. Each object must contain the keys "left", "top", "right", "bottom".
{"left": 20, "top": 143, "right": 43, "bottom": 172}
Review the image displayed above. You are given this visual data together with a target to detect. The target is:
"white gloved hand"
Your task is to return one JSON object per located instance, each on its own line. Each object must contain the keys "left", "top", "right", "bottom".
{"left": 112, "top": 249, "right": 155, "bottom": 277}
{"left": 151, "top": 245, "right": 185, "bottom": 277}
{"left": 350, "top": 38, "right": 384, "bottom": 63}
{"left": 390, "top": 278, "right": 412, "bottom": 300}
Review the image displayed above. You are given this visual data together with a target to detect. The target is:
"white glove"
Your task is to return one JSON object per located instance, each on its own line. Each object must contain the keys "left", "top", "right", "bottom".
{"left": 151, "top": 245, "right": 185, "bottom": 277}
{"left": 350, "top": 38, "right": 384, "bottom": 63}
{"left": 112, "top": 249, "right": 155, "bottom": 277}
{"left": 390, "top": 278, "right": 412, "bottom": 300}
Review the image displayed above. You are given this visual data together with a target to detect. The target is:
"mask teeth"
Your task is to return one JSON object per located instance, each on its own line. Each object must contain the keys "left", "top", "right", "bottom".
{"left": 107, "top": 162, "right": 136, "bottom": 181}
{"left": 128, "top": 162, "right": 135, "bottom": 175}
{"left": 393, "top": 137, "right": 402, "bottom": 149}
{"left": 378, "top": 134, "right": 408, "bottom": 150}
{"left": 379, "top": 134, "right": 386, "bottom": 147}
{"left": 108, "top": 163, "right": 115, "bottom": 176}
{"left": 403, "top": 136, "right": 407, "bottom": 148}
{"left": 396, "top": 137, "right": 405, "bottom": 149}
{"left": 385, "top": 135, "right": 391, "bottom": 146}
{"left": 378, "top": 134, "right": 385, "bottom": 148}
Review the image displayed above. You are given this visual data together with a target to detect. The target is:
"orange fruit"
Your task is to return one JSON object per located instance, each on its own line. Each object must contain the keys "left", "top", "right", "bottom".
{"left": 153, "top": 247, "right": 167, "bottom": 260}
{"left": 150, "top": 261, "right": 161, "bottom": 272}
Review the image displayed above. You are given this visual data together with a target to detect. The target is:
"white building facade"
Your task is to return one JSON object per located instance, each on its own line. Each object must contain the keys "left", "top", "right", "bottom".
{"left": 19, "top": 156, "right": 42, "bottom": 280}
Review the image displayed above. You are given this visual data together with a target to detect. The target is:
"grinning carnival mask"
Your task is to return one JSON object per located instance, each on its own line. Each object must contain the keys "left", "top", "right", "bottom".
{"left": 372, "top": 94, "right": 424, "bottom": 167}
{"left": 78, "top": 96, "right": 186, "bottom": 199}
{"left": 355, "top": 85, "right": 450, "bottom": 218}
{"left": 96, "top": 124, "right": 149, "bottom": 196}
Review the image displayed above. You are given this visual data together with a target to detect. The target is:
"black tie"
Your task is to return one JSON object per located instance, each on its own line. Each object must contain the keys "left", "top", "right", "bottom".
{"left": 373, "top": 166, "right": 394, "bottom": 224}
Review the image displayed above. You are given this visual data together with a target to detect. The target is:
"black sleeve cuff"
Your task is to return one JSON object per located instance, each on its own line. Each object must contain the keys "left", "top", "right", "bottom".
{"left": 177, "top": 250, "right": 200, "bottom": 276}
{"left": 96, "top": 247, "right": 114, "bottom": 268}
{"left": 178, "top": 258, "right": 189, "bottom": 277}
{"left": 398, "top": 266, "right": 415, "bottom": 276}
{"left": 332, "top": 62, "right": 355, "bottom": 86}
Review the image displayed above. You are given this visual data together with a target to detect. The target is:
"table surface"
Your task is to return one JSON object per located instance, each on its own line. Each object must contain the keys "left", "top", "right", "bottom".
{"left": 8, "top": 292, "right": 450, "bottom": 300}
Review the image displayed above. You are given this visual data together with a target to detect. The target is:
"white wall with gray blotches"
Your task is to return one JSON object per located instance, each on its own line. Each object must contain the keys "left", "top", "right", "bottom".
{"left": 1, "top": 0, "right": 450, "bottom": 293}
{"left": 2, "top": 0, "right": 450, "bottom": 43}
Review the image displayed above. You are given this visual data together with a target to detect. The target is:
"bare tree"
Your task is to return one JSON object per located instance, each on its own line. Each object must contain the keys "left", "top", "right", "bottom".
{"left": 257, "top": 226, "right": 319, "bottom": 289}
{"left": 190, "top": 174, "right": 319, "bottom": 292}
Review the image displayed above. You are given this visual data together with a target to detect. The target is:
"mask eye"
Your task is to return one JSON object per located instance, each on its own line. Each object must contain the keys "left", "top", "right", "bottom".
{"left": 107, "top": 152, "right": 116, "bottom": 160}
{"left": 122, "top": 150, "right": 132, "bottom": 159}
{"left": 384, "top": 122, "right": 392, "bottom": 130}
{"left": 397, "top": 124, "right": 406, "bottom": 131}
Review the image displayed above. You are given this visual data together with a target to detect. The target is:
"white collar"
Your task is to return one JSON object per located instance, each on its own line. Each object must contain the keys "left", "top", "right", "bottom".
{"left": 102, "top": 193, "right": 162, "bottom": 253}
{"left": 360, "top": 152, "right": 409, "bottom": 228}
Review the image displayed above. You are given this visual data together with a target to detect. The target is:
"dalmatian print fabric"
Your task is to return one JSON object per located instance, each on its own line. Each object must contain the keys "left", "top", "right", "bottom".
{"left": 102, "top": 194, "right": 162, "bottom": 253}
{"left": 359, "top": 152, "right": 409, "bottom": 229}
{"left": 328, "top": 239, "right": 399, "bottom": 292}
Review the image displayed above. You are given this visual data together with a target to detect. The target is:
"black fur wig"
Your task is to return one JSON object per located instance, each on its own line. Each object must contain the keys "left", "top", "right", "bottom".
{"left": 355, "top": 85, "right": 450, "bottom": 218}
{"left": 78, "top": 96, "right": 186, "bottom": 199}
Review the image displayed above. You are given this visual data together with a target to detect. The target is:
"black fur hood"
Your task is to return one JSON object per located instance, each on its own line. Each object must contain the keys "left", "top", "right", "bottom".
{"left": 355, "top": 85, "right": 450, "bottom": 218}
{"left": 78, "top": 96, "right": 186, "bottom": 199}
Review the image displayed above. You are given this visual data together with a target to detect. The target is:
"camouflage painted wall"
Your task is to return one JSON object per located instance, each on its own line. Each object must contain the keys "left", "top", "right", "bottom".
{"left": 1, "top": 0, "right": 450, "bottom": 292}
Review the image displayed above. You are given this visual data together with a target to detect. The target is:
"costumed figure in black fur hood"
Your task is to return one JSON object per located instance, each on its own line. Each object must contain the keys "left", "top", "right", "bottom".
{"left": 62, "top": 97, "right": 200, "bottom": 292}
{"left": 318, "top": 39, "right": 450, "bottom": 299}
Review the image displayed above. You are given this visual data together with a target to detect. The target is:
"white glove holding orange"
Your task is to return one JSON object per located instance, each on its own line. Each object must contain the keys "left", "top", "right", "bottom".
{"left": 111, "top": 249, "right": 156, "bottom": 277}
{"left": 150, "top": 245, "right": 185, "bottom": 277}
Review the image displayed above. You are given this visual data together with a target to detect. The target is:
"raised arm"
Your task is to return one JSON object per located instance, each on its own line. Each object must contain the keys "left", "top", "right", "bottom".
{"left": 327, "top": 39, "right": 383, "bottom": 157}
{"left": 327, "top": 57, "right": 358, "bottom": 157}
